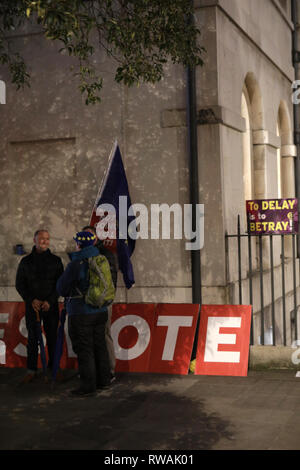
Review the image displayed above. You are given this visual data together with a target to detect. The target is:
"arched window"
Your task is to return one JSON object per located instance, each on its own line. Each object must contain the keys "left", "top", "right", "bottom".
{"left": 242, "top": 72, "right": 265, "bottom": 200}
{"left": 277, "top": 101, "right": 295, "bottom": 200}
{"left": 241, "top": 73, "right": 264, "bottom": 270}
{"left": 276, "top": 120, "right": 282, "bottom": 198}
{"left": 241, "top": 88, "right": 253, "bottom": 201}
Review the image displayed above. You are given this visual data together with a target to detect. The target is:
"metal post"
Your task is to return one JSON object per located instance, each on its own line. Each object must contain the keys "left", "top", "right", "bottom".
{"left": 187, "top": 31, "right": 201, "bottom": 305}
{"left": 248, "top": 231, "right": 253, "bottom": 345}
{"left": 187, "top": 1, "right": 201, "bottom": 362}
{"left": 237, "top": 215, "right": 242, "bottom": 304}
{"left": 259, "top": 234, "right": 264, "bottom": 345}
{"left": 281, "top": 235, "right": 286, "bottom": 345}
{"left": 292, "top": 0, "right": 300, "bottom": 258}
{"left": 293, "top": 233, "right": 297, "bottom": 341}
{"left": 269, "top": 234, "right": 276, "bottom": 345}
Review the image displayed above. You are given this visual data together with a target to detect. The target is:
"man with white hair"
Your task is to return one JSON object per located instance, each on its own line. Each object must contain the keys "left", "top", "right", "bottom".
{"left": 16, "top": 229, "right": 64, "bottom": 383}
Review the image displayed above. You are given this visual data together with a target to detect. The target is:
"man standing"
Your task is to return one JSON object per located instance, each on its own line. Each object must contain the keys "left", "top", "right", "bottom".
{"left": 82, "top": 225, "right": 117, "bottom": 381}
{"left": 16, "top": 230, "right": 64, "bottom": 383}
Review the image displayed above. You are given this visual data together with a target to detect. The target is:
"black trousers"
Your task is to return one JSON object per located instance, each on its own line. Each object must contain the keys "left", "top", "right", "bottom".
{"left": 25, "top": 306, "right": 59, "bottom": 372}
{"left": 68, "top": 312, "right": 111, "bottom": 393}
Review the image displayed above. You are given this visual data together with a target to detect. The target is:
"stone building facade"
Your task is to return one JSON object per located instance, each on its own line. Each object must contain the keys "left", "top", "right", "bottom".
{"left": 0, "top": 0, "right": 298, "bottom": 348}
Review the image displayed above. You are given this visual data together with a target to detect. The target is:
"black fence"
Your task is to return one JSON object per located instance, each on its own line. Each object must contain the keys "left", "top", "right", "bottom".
{"left": 225, "top": 216, "right": 299, "bottom": 346}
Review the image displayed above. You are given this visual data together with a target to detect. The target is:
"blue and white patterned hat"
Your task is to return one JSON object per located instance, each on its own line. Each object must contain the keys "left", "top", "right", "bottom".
{"left": 73, "top": 231, "right": 96, "bottom": 247}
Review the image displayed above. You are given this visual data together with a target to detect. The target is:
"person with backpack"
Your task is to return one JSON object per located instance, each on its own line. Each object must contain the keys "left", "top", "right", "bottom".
{"left": 56, "top": 231, "right": 114, "bottom": 396}
{"left": 82, "top": 225, "right": 118, "bottom": 382}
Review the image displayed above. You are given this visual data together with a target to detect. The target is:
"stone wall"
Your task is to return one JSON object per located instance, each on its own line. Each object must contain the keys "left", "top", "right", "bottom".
{"left": 0, "top": 1, "right": 297, "bottom": 319}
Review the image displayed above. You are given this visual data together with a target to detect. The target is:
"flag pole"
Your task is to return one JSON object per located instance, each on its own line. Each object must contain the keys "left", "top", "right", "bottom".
{"left": 89, "top": 140, "right": 118, "bottom": 224}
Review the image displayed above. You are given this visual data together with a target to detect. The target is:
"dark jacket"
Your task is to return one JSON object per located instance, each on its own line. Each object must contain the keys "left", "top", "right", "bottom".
{"left": 15, "top": 247, "right": 64, "bottom": 313}
{"left": 96, "top": 240, "right": 118, "bottom": 288}
{"left": 56, "top": 244, "right": 108, "bottom": 317}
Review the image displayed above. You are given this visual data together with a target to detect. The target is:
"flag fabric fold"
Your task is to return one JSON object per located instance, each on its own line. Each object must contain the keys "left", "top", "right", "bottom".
{"left": 51, "top": 307, "right": 66, "bottom": 384}
{"left": 36, "top": 313, "right": 47, "bottom": 377}
{"left": 90, "top": 142, "right": 136, "bottom": 289}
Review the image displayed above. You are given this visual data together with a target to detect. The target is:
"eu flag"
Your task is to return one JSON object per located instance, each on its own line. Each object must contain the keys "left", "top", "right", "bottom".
{"left": 90, "top": 142, "right": 135, "bottom": 289}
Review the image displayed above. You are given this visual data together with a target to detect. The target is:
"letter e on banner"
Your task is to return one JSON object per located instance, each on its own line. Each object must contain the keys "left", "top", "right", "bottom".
{"left": 195, "top": 305, "right": 252, "bottom": 376}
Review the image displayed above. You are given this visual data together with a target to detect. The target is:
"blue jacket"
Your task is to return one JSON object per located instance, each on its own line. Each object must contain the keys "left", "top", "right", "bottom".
{"left": 56, "top": 245, "right": 107, "bottom": 316}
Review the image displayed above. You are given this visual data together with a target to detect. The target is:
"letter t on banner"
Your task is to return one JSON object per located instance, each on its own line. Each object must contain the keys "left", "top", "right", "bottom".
{"left": 195, "top": 305, "right": 252, "bottom": 376}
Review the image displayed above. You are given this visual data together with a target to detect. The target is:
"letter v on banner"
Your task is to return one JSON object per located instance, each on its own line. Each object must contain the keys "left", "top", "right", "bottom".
{"left": 89, "top": 141, "right": 136, "bottom": 289}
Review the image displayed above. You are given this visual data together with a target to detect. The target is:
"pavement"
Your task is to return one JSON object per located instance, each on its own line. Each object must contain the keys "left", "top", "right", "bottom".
{"left": 0, "top": 367, "right": 300, "bottom": 454}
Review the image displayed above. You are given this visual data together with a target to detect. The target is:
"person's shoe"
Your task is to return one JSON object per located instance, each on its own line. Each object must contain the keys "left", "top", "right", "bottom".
{"left": 100, "top": 384, "right": 111, "bottom": 390}
{"left": 96, "top": 382, "right": 112, "bottom": 392}
{"left": 20, "top": 372, "right": 36, "bottom": 385}
{"left": 43, "top": 374, "right": 49, "bottom": 384}
{"left": 97, "top": 373, "right": 115, "bottom": 390}
{"left": 110, "top": 373, "right": 116, "bottom": 384}
{"left": 69, "top": 388, "right": 96, "bottom": 397}
{"left": 53, "top": 369, "right": 64, "bottom": 383}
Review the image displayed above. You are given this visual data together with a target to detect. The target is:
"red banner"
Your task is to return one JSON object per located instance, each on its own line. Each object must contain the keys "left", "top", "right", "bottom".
{"left": 0, "top": 302, "right": 251, "bottom": 376}
{"left": 111, "top": 303, "right": 199, "bottom": 375}
{"left": 0, "top": 301, "right": 27, "bottom": 368}
{"left": 195, "top": 305, "right": 252, "bottom": 376}
{"left": 0, "top": 302, "right": 77, "bottom": 369}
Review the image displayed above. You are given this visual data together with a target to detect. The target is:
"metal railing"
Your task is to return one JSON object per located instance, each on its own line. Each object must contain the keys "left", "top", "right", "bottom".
{"left": 225, "top": 215, "right": 299, "bottom": 346}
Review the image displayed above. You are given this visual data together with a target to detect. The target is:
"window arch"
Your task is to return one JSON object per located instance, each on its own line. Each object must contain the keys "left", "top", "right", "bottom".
{"left": 276, "top": 119, "right": 282, "bottom": 198}
{"left": 277, "top": 101, "right": 294, "bottom": 199}
{"left": 241, "top": 72, "right": 264, "bottom": 201}
{"left": 241, "top": 73, "right": 265, "bottom": 270}
{"left": 241, "top": 87, "right": 253, "bottom": 201}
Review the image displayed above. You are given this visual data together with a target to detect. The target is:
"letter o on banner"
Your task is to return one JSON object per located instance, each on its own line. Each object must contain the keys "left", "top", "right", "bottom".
{"left": 111, "top": 315, "right": 151, "bottom": 360}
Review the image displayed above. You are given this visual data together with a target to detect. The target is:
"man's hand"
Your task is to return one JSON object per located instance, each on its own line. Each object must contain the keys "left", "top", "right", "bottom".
{"left": 41, "top": 301, "right": 50, "bottom": 312}
{"left": 32, "top": 299, "right": 42, "bottom": 314}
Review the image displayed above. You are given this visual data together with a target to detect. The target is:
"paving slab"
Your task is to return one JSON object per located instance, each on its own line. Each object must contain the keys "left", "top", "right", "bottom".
{"left": 0, "top": 368, "right": 300, "bottom": 452}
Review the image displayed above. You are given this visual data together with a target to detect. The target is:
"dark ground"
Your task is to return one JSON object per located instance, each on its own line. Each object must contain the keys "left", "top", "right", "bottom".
{"left": 1, "top": 368, "right": 300, "bottom": 456}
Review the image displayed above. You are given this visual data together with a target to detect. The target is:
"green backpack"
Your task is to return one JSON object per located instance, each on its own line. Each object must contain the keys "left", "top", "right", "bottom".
{"left": 84, "top": 255, "right": 115, "bottom": 308}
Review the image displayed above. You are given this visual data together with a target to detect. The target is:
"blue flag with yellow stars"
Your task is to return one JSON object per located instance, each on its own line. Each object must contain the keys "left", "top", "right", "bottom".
{"left": 90, "top": 142, "right": 135, "bottom": 289}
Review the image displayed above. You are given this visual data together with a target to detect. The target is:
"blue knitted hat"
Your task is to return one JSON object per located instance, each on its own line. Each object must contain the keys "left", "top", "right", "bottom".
{"left": 73, "top": 231, "right": 96, "bottom": 248}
